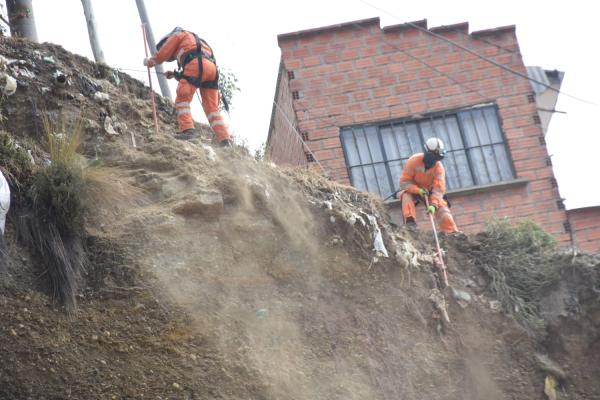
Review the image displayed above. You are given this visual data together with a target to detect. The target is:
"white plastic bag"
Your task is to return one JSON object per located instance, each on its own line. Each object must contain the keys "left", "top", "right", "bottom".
{"left": 0, "top": 171, "right": 11, "bottom": 234}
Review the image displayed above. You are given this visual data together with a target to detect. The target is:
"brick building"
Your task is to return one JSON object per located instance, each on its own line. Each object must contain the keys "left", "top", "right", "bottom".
{"left": 266, "top": 17, "right": 600, "bottom": 251}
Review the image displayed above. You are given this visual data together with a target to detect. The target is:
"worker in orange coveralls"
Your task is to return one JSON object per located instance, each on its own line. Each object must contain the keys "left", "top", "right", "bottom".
{"left": 143, "top": 27, "right": 231, "bottom": 146}
{"left": 396, "top": 137, "right": 459, "bottom": 233}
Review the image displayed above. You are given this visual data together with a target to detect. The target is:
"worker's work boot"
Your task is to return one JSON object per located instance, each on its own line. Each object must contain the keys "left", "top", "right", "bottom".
{"left": 174, "top": 129, "right": 197, "bottom": 141}
{"left": 219, "top": 139, "right": 232, "bottom": 148}
{"left": 405, "top": 217, "right": 417, "bottom": 231}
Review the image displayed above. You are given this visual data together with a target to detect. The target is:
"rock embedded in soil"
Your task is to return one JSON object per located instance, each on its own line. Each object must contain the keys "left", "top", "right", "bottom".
{"left": 172, "top": 191, "right": 224, "bottom": 217}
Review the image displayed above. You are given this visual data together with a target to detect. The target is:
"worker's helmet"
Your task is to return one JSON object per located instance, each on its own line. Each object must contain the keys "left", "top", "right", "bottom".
{"left": 424, "top": 137, "right": 446, "bottom": 159}
{"left": 156, "top": 27, "right": 183, "bottom": 52}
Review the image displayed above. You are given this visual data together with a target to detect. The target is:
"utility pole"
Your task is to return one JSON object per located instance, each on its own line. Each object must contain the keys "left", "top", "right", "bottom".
{"left": 135, "top": 0, "right": 172, "bottom": 101}
{"left": 80, "top": 0, "right": 105, "bottom": 64}
{"left": 6, "top": 0, "right": 38, "bottom": 42}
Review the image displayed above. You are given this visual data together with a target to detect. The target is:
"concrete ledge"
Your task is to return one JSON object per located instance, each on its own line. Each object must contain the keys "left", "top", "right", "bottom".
{"left": 385, "top": 178, "right": 529, "bottom": 207}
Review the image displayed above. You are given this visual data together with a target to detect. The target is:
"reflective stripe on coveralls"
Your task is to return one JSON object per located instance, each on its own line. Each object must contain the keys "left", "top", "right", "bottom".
{"left": 398, "top": 153, "right": 459, "bottom": 233}
{"left": 152, "top": 30, "right": 231, "bottom": 142}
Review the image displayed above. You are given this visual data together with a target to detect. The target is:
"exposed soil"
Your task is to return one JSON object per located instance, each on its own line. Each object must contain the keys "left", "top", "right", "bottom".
{"left": 0, "top": 37, "right": 598, "bottom": 400}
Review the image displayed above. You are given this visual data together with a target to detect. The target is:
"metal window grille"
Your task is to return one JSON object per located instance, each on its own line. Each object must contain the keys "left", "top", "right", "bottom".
{"left": 527, "top": 93, "right": 535, "bottom": 103}
{"left": 340, "top": 104, "right": 515, "bottom": 199}
{"left": 305, "top": 152, "right": 315, "bottom": 162}
{"left": 292, "top": 91, "right": 300, "bottom": 100}
{"left": 533, "top": 114, "right": 541, "bottom": 125}
{"left": 288, "top": 71, "right": 295, "bottom": 80}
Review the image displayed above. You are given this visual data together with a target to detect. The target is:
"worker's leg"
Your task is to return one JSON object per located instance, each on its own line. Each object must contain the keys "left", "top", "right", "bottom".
{"left": 400, "top": 192, "right": 417, "bottom": 223}
{"left": 200, "top": 87, "right": 231, "bottom": 143}
{"left": 436, "top": 206, "right": 459, "bottom": 233}
{"left": 199, "top": 58, "right": 231, "bottom": 144}
{"left": 175, "top": 80, "right": 196, "bottom": 132}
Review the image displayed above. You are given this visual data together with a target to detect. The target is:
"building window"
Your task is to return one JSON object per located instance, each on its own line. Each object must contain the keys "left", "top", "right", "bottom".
{"left": 305, "top": 152, "right": 315, "bottom": 162}
{"left": 301, "top": 131, "right": 309, "bottom": 141}
{"left": 340, "top": 105, "right": 515, "bottom": 198}
{"left": 292, "top": 91, "right": 300, "bottom": 100}
{"left": 288, "top": 71, "right": 295, "bottom": 80}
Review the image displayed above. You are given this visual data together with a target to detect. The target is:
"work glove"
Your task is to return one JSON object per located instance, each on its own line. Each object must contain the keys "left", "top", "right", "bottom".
{"left": 165, "top": 70, "right": 175, "bottom": 79}
{"left": 418, "top": 187, "right": 429, "bottom": 197}
{"left": 143, "top": 57, "right": 155, "bottom": 68}
{"left": 426, "top": 204, "right": 437, "bottom": 215}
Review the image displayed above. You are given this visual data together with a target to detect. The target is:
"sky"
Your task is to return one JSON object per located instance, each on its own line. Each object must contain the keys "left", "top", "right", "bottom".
{"left": 8, "top": 0, "right": 600, "bottom": 210}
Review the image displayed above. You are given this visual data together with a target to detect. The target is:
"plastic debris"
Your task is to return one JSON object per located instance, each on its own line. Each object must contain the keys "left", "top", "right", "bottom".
{"left": 111, "top": 70, "right": 121, "bottom": 86}
{"left": 429, "top": 288, "right": 450, "bottom": 323}
{"left": 452, "top": 288, "right": 472, "bottom": 308}
{"left": 367, "top": 214, "right": 388, "bottom": 258}
{"left": 489, "top": 300, "right": 502, "bottom": 312}
{"left": 323, "top": 200, "right": 333, "bottom": 210}
{"left": 103, "top": 117, "right": 118, "bottom": 135}
{"left": 256, "top": 308, "right": 268, "bottom": 319}
{"left": 52, "top": 70, "right": 68, "bottom": 87}
{"left": 27, "top": 150, "right": 35, "bottom": 165}
{"left": 0, "top": 73, "right": 17, "bottom": 96}
{"left": 202, "top": 145, "right": 217, "bottom": 161}
{"left": 79, "top": 75, "right": 101, "bottom": 96}
{"left": 347, "top": 212, "right": 365, "bottom": 226}
{"left": 0, "top": 55, "right": 8, "bottom": 70}
{"left": 0, "top": 171, "right": 11, "bottom": 234}
{"left": 94, "top": 92, "right": 110, "bottom": 103}
{"left": 43, "top": 55, "right": 55, "bottom": 64}
{"left": 544, "top": 375, "right": 557, "bottom": 400}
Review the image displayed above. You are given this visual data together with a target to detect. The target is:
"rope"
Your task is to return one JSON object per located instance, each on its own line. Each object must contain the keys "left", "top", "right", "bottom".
{"left": 272, "top": 99, "right": 327, "bottom": 175}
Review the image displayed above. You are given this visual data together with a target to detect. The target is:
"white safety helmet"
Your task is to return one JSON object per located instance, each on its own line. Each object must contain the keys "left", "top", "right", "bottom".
{"left": 424, "top": 137, "right": 446, "bottom": 158}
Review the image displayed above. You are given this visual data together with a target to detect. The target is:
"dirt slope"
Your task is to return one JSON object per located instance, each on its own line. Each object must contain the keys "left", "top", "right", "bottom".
{"left": 0, "top": 37, "right": 598, "bottom": 400}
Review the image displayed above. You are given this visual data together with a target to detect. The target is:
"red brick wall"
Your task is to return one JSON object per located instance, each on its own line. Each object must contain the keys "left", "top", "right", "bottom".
{"left": 275, "top": 19, "right": 571, "bottom": 243}
{"left": 266, "top": 61, "right": 307, "bottom": 167}
{"left": 567, "top": 207, "right": 600, "bottom": 253}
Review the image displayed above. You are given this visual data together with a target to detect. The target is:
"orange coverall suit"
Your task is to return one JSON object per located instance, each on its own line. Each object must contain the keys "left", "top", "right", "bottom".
{"left": 151, "top": 31, "right": 231, "bottom": 143}
{"left": 398, "top": 153, "right": 459, "bottom": 233}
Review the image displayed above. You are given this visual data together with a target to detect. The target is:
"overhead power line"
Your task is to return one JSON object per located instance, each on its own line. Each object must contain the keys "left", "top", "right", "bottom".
{"left": 347, "top": 22, "right": 491, "bottom": 103}
{"left": 358, "top": 0, "right": 598, "bottom": 106}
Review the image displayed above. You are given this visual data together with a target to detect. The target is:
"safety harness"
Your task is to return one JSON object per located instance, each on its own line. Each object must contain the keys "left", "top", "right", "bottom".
{"left": 176, "top": 32, "right": 219, "bottom": 90}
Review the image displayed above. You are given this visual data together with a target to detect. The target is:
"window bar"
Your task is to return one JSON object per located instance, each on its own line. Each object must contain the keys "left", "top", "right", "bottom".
{"left": 401, "top": 119, "right": 416, "bottom": 155}
{"left": 350, "top": 127, "right": 369, "bottom": 191}
{"left": 464, "top": 109, "right": 492, "bottom": 184}
{"left": 478, "top": 108, "right": 504, "bottom": 181}
{"left": 455, "top": 112, "right": 479, "bottom": 185}
{"left": 340, "top": 131, "right": 353, "bottom": 180}
{"left": 390, "top": 123, "right": 407, "bottom": 191}
{"left": 376, "top": 125, "right": 396, "bottom": 198}
{"left": 360, "top": 127, "right": 384, "bottom": 196}
{"left": 440, "top": 114, "right": 466, "bottom": 188}
{"left": 492, "top": 104, "right": 517, "bottom": 179}
{"left": 434, "top": 114, "right": 463, "bottom": 189}
{"left": 390, "top": 123, "right": 404, "bottom": 162}
{"left": 415, "top": 120, "right": 427, "bottom": 158}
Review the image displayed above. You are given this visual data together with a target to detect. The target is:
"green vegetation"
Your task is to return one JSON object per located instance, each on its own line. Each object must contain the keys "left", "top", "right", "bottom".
{"left": 473, "top": 218, "right": 561, "bottom": 333}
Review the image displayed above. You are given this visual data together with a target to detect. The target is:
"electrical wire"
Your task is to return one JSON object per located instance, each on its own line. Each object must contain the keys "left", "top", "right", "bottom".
{"left": 272, "top": 99, "right": 327, "bottom": 174}
{"left": 346, "top": 21, "right": 491, "bottom": 103}
{"left": 358, "top": 0, "right": 598, "bottom": 106}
